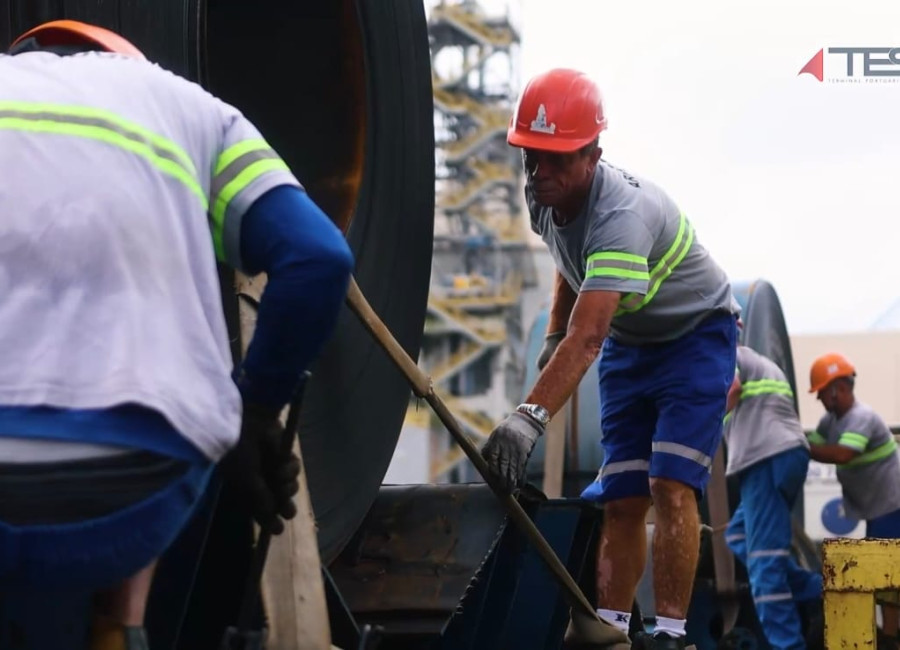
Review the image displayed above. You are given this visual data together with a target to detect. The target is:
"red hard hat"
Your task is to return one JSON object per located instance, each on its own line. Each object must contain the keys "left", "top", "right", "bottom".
{"left": 507, "top": 68, "right": 607, "bottom": 153}
{"left": 10, "top": 19, "right": 146, "bottom": 60}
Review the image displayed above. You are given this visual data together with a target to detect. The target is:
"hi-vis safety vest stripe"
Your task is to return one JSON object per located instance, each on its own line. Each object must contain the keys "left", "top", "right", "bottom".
{"left": 740, "top": 379, "right": 794, "bottom": 400}
{"left": 585, "top": 251, "right": 650, "bottom": 282}
{"left": 0, "top": 101, "right": 204, "bottom": 204}
{"left": 842, "top": 438, "right": 898, "bottom": 468}
{"left": 807, "top": 430, "right": 898, "bottom": 467}
{"left": 723, "top": 378, "right": 794, "bottom": 424}
{"left": 616, "top": 211, "right": 694, "bottom": 316}
{"left": 838, "top": 432, "right": 869, "bottom": 452}
{"left": 210, "top": 139, "right": 290, "bottom": 260}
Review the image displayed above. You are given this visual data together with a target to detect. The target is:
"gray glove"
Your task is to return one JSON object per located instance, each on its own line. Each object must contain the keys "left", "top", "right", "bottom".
{"left": 537, "top": 331, "right": 565, "bottom": 371}
{"left": 482, "top": 412, "right": 544, "bottom": 492}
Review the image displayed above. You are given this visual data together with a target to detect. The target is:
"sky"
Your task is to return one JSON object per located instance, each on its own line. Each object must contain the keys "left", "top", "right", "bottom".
{"left": 472, "top": 0, "right": 900, "bottom": 334}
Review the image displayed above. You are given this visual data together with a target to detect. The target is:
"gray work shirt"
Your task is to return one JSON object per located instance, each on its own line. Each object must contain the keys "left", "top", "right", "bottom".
{"left": 813, "top": 402, "right": 900, "bottom": 521}
{"left": 529, "top": 160, "right": 736, "bottom": 344}
{"left": 724, "top": 346, "right": 808, "bottom": 476}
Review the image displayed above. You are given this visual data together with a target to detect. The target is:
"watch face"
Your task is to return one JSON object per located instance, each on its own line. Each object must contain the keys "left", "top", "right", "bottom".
{"left": 520, "top": 404, "right": 548, "bottom": 425}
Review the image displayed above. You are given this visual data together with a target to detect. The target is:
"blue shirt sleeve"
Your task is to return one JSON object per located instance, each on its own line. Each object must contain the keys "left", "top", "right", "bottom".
{"left": 234, "top": 185, "right": 354, "bottom": 408}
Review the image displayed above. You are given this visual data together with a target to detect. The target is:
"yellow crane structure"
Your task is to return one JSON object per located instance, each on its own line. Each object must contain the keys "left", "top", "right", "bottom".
{"left": 403, "top": 0, "right": 536, "bottom": 481}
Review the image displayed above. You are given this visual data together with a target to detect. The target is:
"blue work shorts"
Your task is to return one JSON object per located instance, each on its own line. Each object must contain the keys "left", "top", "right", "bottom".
{"left": 581, "top": 311, "right": 737, "bottom": 503}
{"left": 0, "top": 452, "right": 213, "bottom": 591}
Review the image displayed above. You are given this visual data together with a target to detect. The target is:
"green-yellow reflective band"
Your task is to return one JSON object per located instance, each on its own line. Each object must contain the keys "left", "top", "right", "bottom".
{"left": 0, "top": 100, "right": 197, "bottom": 175}
{"left": 586, "top": 267, "right": 650, "bottom": 281}
{"left": 617, "top": 212, "right": 693, "bottom": 315}
{"left": 841, "top": 439, "right": 898, "bottom": 468}
{"left": 210, "top": 158, "right": 290, "bottom": 259}
{"left": 741, "top": 386, "right": 794, "bottom": 399}
{"left": 215, "top": 139, "right": 271, "bottom": 175}
{"left": 838, "top": 432, "right": 869, "bottom": 451}
{"left": 587, "top": 251, "right": 647, "bottom": 265}
{"left": 0, "top": 118, "right": 205, "bottom": 205}
{"left": 740, "top": 379, "right": 794, "bottom": 399}
{"left": 808, "top": 431, "right": 827, "bottom": 445}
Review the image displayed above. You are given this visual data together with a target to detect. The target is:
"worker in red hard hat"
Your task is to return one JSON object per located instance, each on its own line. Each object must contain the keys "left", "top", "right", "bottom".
{"left": 1, "top": 20, "right": 352, "bottom": 649}
{"left": 807, "top": 353, "right": 900, "bottom": 646}
{"left": 482, "top": 68, "right": 740, "bottom": 650}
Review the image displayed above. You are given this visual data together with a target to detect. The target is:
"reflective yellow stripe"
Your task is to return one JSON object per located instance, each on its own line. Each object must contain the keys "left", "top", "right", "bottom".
{"left": 808, "top": 431, "right": 827, "bottom": 445}
{"left": 588, "top": 267, "right": 650, "bottom": 281}
{"left": 741, "top": 379, "right": 794, "bottom": 399}
{"left": 839, "top": 432, "right": 869, "bottom": 452}
{"left": 214, "top": 139, "right": 271, "bottom": 175}
{"left": 616, "top": 211, "right": 693, "bottom": 315}
{"left": 585, "top": 251, "right": 649, "bottom": 282}
{"left": 842, "top": 439, "right": 898, "bottom": 468}
{"left": 210, "top": 158, "right": 290, "bottom": 259}
{"left": 587, "top": 251, "right": 647, "bottom": 265}
{"left": 0, "top": 100, "right": 197, "bottom": 175}
{"left": 0, "top": 116, "right": 205, "bottom": 205}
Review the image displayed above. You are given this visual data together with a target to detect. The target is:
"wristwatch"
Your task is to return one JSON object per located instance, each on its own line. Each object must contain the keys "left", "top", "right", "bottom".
{"left": 516, "top": 403, "right": 551, "bottom": 427}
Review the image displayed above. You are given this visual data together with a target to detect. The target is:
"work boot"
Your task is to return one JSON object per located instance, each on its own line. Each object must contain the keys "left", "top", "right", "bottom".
{"left": 563, "top": 607, "right": 632, "bottom": 649}
{"left": 631, "top": 631, "right": 686, "bottom": 650}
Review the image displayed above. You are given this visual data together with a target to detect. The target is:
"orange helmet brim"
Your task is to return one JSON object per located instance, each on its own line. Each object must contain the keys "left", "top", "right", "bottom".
{"left": 11, "top": 20, "right": 145, "bottom": 60}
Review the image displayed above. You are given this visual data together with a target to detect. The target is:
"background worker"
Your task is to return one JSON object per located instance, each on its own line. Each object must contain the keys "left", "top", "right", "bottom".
{"left": 808, "top": 353, "right": 900, "bottom": 646}
{"left": 0, "top": 21, "right": 353, "bottom": 649}
{"left": 481, "top": 67, "right": 739, "bottom": 649}
{"left": 724, "top": 344, "right": 822, "bottom": 650}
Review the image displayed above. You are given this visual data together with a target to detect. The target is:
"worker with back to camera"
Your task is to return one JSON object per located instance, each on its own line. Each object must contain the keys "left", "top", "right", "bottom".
{"left": 480, "top": 67, "right": 740, "bottom": 649}
{"left": 0, "top": 20, "right": 353, "bottom": 650}
{"left": 808, "top": 353, "right": 900, "bottom": 646}
{"left": 723, "top": 337, "right": 823, "bottom": 650}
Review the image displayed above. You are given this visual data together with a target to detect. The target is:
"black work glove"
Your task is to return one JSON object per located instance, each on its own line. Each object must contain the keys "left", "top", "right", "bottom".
{"left": 482, "top": 412, "right": 544, "bottom": 492}
{"left": 222, "top": 402, "right": 301, "bottom": 535}
{"left": 537, "top": 331, "right": 565, "bottom": 371}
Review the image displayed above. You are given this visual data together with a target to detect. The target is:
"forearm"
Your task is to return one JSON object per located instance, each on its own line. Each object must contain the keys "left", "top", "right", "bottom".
{"left": 808, "top": 443, "right": 857, "bottom": 465}
{"left": 236, "top": 187, "right": 354, "bottom": 408}
{"left": 524, "top": 334, "right": 603, "bottom": 416}
{"left": 547, "top": 271, "right": 577, "bottom": 334}
{"left": 725, "top": 377, "right": 741, "bottom": 413}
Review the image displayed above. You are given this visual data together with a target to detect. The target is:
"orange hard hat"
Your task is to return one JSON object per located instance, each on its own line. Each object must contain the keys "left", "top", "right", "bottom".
{"left": 10, "top": 20, "right": 145, "bottom": 60}
{"left": 809, "top": 353, "right": 856, "bottom": 393}
{"left": 507, "top": 68, "right": 607, "bottom": 153}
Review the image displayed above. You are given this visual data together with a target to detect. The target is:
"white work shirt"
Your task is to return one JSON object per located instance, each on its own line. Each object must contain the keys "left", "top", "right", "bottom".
{"left": 0, "top": 51, "right": 301, "bottom": 461}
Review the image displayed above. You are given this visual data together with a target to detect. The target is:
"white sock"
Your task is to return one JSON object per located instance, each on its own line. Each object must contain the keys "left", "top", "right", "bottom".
{"left": 597, "top": 608, "right": 630, "bottom": 633}
{"left": 654, "top": 616, "right": 686, "bottom": 638}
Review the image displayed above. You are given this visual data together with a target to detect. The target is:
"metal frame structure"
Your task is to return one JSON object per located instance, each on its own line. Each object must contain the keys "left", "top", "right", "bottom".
{"left": 403, "top": 0, "right": 535, "bottom": 481}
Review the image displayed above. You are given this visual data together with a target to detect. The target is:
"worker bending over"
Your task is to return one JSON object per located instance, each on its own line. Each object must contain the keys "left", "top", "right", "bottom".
{"left": 482, "top": 68, "right": 739, "bottom": 649}
{"left": 0, "top": 21, "right": 353, "bottom": 649}
{"left": 724, "top": 344, "right": 822, "bottom": 649}
{"left": 808, "top": 353, "right": 900, "bottom": 647}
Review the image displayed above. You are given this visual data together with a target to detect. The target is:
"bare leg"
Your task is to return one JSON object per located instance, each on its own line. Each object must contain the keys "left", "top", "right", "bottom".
{"left": 94, "top": 560, "right": 157, "bottom": 626}
{"left": 650, "top": 477, "right": 700, "bottom": 619}
{"left": 596, "top": 496, "right": 652, "bottom": 612}
{"left": 91, "top": 561, "right": 157, "bottom": 649}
